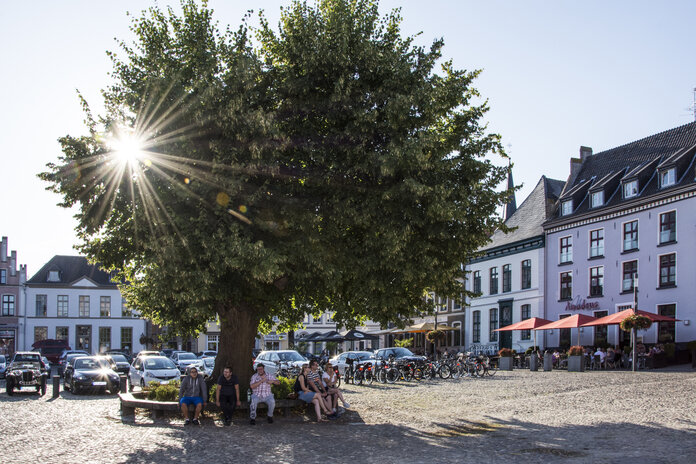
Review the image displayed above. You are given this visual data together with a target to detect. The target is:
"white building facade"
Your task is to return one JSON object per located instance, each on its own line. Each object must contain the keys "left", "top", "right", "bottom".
{"left": 23, "top": 256, "right": 147, "bottom": 354}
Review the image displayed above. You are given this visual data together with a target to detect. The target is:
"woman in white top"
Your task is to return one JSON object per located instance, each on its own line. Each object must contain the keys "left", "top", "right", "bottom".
{"left": 322, "top": 362, "right": 350, "bottom": 411}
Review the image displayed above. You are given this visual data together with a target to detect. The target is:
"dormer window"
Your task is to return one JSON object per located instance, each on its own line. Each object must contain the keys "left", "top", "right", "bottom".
{"left": 561, "top": 200, "right": 573, "bottom": 216}
{"left": 660, "top": 168, "right": 676, "bottom": 188}
{"left": 590, "top": 191, "right": 604, "bottom": 208}
{"left": 623, "top": 180, "right": 638, "bottom": 199}
{"left": 47, "top": 271, "right": 60, "bottom": 282}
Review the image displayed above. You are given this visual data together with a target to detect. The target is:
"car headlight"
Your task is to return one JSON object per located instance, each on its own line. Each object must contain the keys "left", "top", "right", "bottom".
{"left": 74, "top": 373, "right": 85, "bottom": 380}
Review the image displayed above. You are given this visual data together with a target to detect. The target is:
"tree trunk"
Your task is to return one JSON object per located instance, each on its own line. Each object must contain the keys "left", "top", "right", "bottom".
{"left": 213, "top": 302, "right": 260, "bottom": 392}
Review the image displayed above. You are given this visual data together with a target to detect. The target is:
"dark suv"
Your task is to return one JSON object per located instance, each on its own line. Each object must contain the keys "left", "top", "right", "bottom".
{"left": 31, "top": 339, "right": 71, "bottom": 364}
{"left": 374, "top": 347, "right": 426, "bottom": 364}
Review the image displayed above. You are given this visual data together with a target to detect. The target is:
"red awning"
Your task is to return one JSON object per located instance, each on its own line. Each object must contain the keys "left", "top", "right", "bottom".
{"left": 494, "top": 317, "right": 553, "bottom": 332}
{"left": 534, "top": 314, "right": 598, "bottom": 330}
{"left": 581, "top": 308, "right": 680, "bottom": 327}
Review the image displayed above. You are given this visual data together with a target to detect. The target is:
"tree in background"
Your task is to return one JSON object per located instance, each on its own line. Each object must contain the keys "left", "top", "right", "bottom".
{"left": 40, "top": 0, "right": 510, "bottom": 387}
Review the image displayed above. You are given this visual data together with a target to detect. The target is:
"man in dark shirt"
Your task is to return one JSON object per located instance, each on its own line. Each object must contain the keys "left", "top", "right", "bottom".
{"left": 215, "top": 366, "right": 240, "bottom": 426}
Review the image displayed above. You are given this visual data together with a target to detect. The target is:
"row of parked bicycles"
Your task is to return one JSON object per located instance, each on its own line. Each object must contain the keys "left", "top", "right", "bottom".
{"left": 341, "top": 353, "right": 498, "bottom": 386}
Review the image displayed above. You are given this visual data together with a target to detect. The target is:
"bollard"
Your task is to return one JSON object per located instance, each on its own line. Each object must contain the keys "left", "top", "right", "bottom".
{"left": 52, "top": 375, "right": 60, "bottom": 398}
{"left": 119, "top": 375, "right": 128, "bottom": 394}
{"left": 543, "top": 352, "right": 553, "bottom": 371}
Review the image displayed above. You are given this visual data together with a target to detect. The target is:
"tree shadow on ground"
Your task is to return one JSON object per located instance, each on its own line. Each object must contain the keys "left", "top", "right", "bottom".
{"left": 120, "top": 409, "right": 696, "bottom": 464}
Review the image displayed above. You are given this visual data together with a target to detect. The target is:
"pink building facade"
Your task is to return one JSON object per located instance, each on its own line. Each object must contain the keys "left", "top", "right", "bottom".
{"left": 0, "top": 236, "right": 27, "bottom": 356}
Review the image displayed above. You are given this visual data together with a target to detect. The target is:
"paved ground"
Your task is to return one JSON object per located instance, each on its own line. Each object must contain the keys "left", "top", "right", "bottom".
{"left": 2, "top": 365, "right": 695, "bottom": 463}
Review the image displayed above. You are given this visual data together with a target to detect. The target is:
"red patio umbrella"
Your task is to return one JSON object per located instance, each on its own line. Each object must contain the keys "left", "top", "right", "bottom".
{"left": 534, "top": 314, "right": 599, "bottom": 346}
{"left": 580, "top": 308, "right": 680, "bottom": 326}
{"left": 494, "top": 317, "right": 553, "bottom": 352}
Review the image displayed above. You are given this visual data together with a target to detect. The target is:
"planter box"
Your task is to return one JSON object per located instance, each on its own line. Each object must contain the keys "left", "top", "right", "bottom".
{"left": 568, "top": 355, "right": 585, "bottom": 372}
{"left": 529, "top": 355, "right": 539, "bottom": 371}
{"left": 499, "top": 356, "right": 514, "bottom": 371}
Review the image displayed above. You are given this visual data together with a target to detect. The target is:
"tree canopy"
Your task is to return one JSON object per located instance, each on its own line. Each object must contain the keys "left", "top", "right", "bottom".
{"left": 40, "top": 0, "right": 510, "bottom": 383}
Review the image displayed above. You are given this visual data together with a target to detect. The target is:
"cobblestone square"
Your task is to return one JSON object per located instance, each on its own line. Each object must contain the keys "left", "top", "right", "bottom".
{"left": 2, "top": 365, "right": 695, "bottom": 463}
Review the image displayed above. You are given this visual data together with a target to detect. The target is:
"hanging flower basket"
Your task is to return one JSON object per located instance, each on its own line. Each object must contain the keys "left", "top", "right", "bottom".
{"left": 620, "top": 315, "right": 653, "bottom": 332}
{"left": 426, "top": 330, "right": 445, "bottom": 342}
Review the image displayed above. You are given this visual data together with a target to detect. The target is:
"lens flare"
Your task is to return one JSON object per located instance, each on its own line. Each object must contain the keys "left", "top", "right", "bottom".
{"left": 111, "top": 133, "right": 145, "bottom": 165}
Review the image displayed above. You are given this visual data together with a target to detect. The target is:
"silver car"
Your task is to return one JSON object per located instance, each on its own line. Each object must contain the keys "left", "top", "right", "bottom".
{"left": 330, "top": 351, "right": 377, "bottom": 375}
{"left": 128, "top": 355, "right": 180, "bottom": 390}
{"left": 171, "top": 352, "right": 199, "bottom": 373}
{"left": 253, "top": 350, "right": 307, "bottom": 376}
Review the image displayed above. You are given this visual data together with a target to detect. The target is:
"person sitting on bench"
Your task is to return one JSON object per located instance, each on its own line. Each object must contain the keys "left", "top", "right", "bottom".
{"left": 179, "top": 366, "right": 207, "bottom": 426}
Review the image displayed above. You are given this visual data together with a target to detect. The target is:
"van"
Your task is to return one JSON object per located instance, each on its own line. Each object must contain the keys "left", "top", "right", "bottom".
{"left": 31, "top": 339, "right": 71, "bottom": 363}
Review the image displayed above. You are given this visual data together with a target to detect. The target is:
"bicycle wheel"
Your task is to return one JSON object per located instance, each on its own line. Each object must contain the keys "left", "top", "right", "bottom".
{"left": 355, "top": 370, "right": 364, "bottom": 385}
{"left": 451, "top": 365, "right": 461, "bottom": 380}
{"left": 335, "top": 375, "right": 342, "bottom": 387}
{"left": 378, "top": 368, "right": 387, "bottom": 383}
{"left": 438, "top": 364, "right": 451, "bottom": 379}
{"left": 413, "top": 368, "right": 423, "bottom": 381}
{"left": 475, "top": 363, "right": 484, "bottom": 377}
{"left": 486, "top": 365, "right": 497, "bottom": 377}
{"left": 365, "top": 370, "right": 374, "bottom": 385}
{"left": 386, "top": 367, "right": 399, "bottom": 384}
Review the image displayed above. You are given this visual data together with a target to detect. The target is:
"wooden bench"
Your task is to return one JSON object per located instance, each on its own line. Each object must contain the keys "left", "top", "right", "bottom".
{"left": 118, "top": 393, "right": 303, "bottom": 421}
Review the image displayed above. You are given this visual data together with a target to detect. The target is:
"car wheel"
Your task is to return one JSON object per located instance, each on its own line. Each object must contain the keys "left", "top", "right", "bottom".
{"left": 64, "top": 379, "right": 70, "bottom": 391}
{"left": 71, "top": 379, "right": 80, "bottom": 395}
{"left": 6, "top": 379, "right": 14, "bottom": 396}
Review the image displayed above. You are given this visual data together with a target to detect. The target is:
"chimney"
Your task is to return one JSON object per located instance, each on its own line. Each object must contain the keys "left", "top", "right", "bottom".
{"left": 580, "top": 146, "right": 593, "bottom": 161}
{"left": 10, "top": 251, "right": 17, "bottom": 276}
{"left": 19, "top": 264, "right": 27, "bottom": 284}
{"left": 1, "top": 236, "right": 7, "bottom": 262}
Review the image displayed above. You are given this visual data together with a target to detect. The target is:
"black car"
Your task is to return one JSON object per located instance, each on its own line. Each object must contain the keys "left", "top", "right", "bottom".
{"left": 57, "top": 350, "right": 89, "bottom": 376}
{"left": 63, "top": 356, "right": 120, "bottom": 395}
{"left": 105, "top": 354, "right": 130, "bottom": 376}
{"left": 374, "top": 347, "right": 426, "bottom": 365}
{"left": 105, "top": 350, "right": 132, "bottom": 364}
{"left": 5, "top": 352, "right": 49, "bottom": 396}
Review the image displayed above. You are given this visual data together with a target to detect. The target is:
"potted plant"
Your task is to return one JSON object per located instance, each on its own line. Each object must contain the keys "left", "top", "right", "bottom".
{"left": 498, "top": 348, "right": 514, "bottom": 371}
{"left": 567, "top": 345, "right": 585, "bottom": 372}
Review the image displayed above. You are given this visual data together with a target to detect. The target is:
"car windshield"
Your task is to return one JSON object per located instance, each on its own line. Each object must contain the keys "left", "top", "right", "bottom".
{"left": 14, "top": 354, "right": 42, "bottom": 363}
{"left": 393, "top": 348, "right": 414, "bottom": 357}
{"left": 144, "top": 358, "right": 177, "bottom": 370}
{"left": 278, "top": 351, "right": 305, "bottom": 362}
{"left": 178, "top": 353, "right": 196, "bottom": 360}
{"left": 357, "top": 353, "right": 374, "bottom": 361}
{"left": 110, "top": 355, "right": 128, "bottom": 363}
{"left": 204, "top": 358, "right": 215, "bottom": 367}
{"left": 75, "top": 358, "right": 109, "bottom": 370}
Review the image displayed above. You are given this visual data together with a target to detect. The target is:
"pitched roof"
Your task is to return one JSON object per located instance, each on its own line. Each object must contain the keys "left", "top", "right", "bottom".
{"left": 27, "top": 255, "right": 117, "bottom": 287}
{"left": 483, "top": 176, "right": 565, "bottom": 250}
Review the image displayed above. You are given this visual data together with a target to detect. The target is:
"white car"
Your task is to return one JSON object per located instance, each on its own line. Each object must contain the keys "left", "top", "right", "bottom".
{"left": 128, "top": 355, "right": 180, "bottom": 390}
{"left": 330, "top": 351, "right": 377, "bottom": 375}
{"left": 253, "top": 350, "right": 307, "bottom": 375}
{"left": 201, "top": 357, "right": 215, "bottom": 378}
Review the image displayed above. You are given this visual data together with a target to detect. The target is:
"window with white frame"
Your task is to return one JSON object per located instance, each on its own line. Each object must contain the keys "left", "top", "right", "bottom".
{"left": 590, "top": 191, "right": 604, "bottom": 208}
{"left": 622, "top": 261, "right": 638, "bottom": 292}
{"left": 99, "top": 327, "right": 111, "bottom": 352}
{"left": 623, "top": 180, "right": 638, "bottom": 198}
{"left": 100, "top": 296, "right": 111, "bottom": 317}
{"left": 590, "top": 266, "right": 604, "bottom": 297}
{"left": 36, "top": 294, "right": 47, "bottom": 317}
{"left": 207, "top": 334, "right": 219, "bottom": 351}
{"left": 660, "top": 168, "right": 676, "bottom": 188}
{"left": 489, "top": 308, "right": 498, "bottom": 342}
{"left": 473, "top": 271, "right": 481, "bottom": 294}
{"left": 489, "top": 268, "right": 498, "bottom": 294}
{"left": 56, "top": 326, "right": 69, "bottom": 341}
{"left": 659, "top": 253, "right": 676, "bottom": 288}
{"left": 521, "top": 260, "right": 531, "bottom": 289}
{"left": 560, "top": 272, "right": 572, "bottom": 300}
{"left": 452, "top": 296, "right": 462, "bottom": 311}
{"left": 472, "top": 311, "right": 481, "bottom": 343}
{"left": 561, "top": 200, "right": 573, "bottom": 216}
{"left": 121, "top": 299, "right": 133, "bottom": 318}
{"left": 57, "top": 295, "right": 69, "bottom": 317}
{"left": 47, "top": 270, "right": 60, "bottom": 282}
{"left": 79, "top": 295, "right": 90, "bottom": 317}
{"left": 121, "top": 327, "right": 133, "bottom": 352}
{"left": 520, "top": 304, "right": 531, "bottom": 340}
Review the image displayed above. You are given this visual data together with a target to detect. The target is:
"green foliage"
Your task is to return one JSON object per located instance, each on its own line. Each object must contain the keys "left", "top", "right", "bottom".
{"left": 394, "top": 337, "right": 413, "bottom": 348}
{"left": 39, "top": 0, "right": 511, "bottom": 383}
{"left": 272, "top": 376, "right": 295, "bottom": 400}
{"left": 144, "top": 380, "right": 180, "bottom": 402}
{"left": 620, "top": 315, "right": 653, "bottom": 332}
{"left": 324, "top": 341, "right": 338, "bottom": 354}
{"left": 524, "top": 346, "right": 540, "bottom": 355}
{"left": 426, "top": 330, "right": 445, "bottom": 342}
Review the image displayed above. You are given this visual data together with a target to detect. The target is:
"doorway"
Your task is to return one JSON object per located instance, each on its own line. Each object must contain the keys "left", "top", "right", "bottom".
{"left": 76, "top": 325, "right": 92, "bottom": 353}
{"left": 498, "top": 300, "right": 513, "bottom": 349}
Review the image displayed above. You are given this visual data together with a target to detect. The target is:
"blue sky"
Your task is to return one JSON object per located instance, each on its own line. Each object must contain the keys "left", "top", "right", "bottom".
{"left": 1, "top": 0, "right": 695, "bottom": 275}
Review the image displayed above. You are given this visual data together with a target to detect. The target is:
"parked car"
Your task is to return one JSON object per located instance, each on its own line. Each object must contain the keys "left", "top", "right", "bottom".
{"left": 105, "top": 354, "right": 130, "bottom": 376}
{"left": 63, "top": 356, "right": 120, "bottom": 395}
{"left": 31, "top": 339, "right": 71, "bottom": 364}
{"left": 329, "top": 351, "right": 377, "bottom": 375}
{"left": 57, "top": 351, "right": 89, "bottom": 376}
{"left": 5, "top": 352, "right": 49, "bottom": 396}
{"left": 374, "top": 347, "right": 426, "bottom": 364}
{"left": 128, "top": 355, "right": 180, "bottom": 391}
{"left": 105, "top": 350, "right": 132, "bottom": 364}
{"left": 42, "top": 357, "right": 52, "bottom": 375}
{"left": 198, "top": 350, "right": 217, "bottom": 358}
{"left": 201, "top": 357, "right": 215, "bottom": 378}
{"left": 134, "top": 350, "right": 160, "bottom": 360}
{"left": 253, "top": 350, "right": 307, "bottom": 375}
{"left": 171, "top": 352, "right": 200, "bottom": 373}
{"left": 159, "top": 349, "right": 175, "bottom": 358}
{"left": 0, "top": 354, "right": 6, "bottom": 379}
